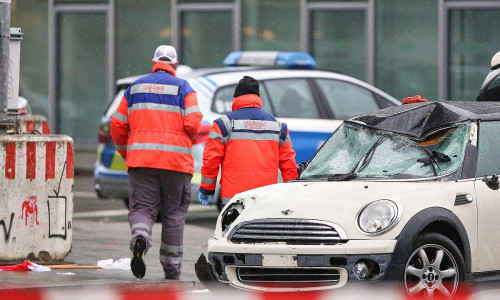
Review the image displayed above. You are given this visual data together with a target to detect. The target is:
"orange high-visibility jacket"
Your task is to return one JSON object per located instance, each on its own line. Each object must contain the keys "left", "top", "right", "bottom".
{"left": 110, "top": 62, "right": 202, "bottom": 175}
{"left": 200, "top": 94, "right": 298, "bottom": 204}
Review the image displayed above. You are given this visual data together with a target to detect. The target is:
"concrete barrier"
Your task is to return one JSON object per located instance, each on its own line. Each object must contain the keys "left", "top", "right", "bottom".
{"left": 0, "top": 134, "right": 73, "bottom": 262}
{"left": 16, "top": 115, "right": 50, "bottom": 134}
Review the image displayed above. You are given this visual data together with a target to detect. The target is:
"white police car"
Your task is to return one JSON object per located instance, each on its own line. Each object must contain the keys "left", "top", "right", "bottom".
{"left": 94, "top": 51, "right": 400, "bottom": 205}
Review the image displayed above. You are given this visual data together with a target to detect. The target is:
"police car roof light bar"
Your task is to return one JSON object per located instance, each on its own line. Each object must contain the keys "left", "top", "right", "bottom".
{"left": 223, "top": 51, "right": 317, "bottom": 68}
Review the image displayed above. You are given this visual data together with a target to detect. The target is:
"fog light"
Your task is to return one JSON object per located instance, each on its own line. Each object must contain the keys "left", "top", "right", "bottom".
{"left": 353, "top": 261, "right": 370, "bottom": 280}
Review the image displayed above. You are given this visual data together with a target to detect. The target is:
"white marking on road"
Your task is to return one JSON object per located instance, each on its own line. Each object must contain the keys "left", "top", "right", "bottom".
{"left": 73, "top": 209, "right": 129, "bottom": 218}
{"left": 73, "top": 205, "right": 215, "bottom": 219}
{"left": 74, "top": 191, "right": 98, "bottom": 198}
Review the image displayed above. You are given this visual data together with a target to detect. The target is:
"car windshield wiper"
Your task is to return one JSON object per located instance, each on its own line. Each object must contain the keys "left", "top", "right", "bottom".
{"left": 356, "top": 137, "right": 387, "bottom": 173}
{"left": 299, "top": 173, "right": 357, "bottom": 181}
{"left": 417, "top": 149, "right": 451, "bottom": 176}
{"left": 326, "top": 173, "right": 357, "bottom": 181}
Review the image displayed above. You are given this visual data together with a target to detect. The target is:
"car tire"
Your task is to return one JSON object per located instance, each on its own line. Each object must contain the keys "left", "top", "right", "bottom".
{"left": 403, "top": 232, "right": 465, "bottom": 298}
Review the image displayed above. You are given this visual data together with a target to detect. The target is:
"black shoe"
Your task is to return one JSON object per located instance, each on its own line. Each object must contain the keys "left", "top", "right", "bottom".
{"left": 131, "top": 236, "right": 146, "bottom": 278}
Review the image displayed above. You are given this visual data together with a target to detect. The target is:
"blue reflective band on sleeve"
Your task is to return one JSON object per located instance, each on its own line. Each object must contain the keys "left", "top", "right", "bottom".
{"left": 280, "top": 123, "right": 288, "bottom": 141}
{"left": 215, "top": 118, "right": 229, "bottom": 138}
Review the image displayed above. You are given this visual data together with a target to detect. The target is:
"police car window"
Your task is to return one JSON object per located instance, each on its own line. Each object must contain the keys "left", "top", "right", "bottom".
{"left": 212, "top": 84, "right": 273, "bottom": 114}
{"left": 105, "top": 88, "right": 125, "bottom": 117}
{"left": 262, "top": 79, "right": 319, "bottom": 118}
{"left": 476, "top": 121, "right": 500, "bottom": 177}
{"left": 316, "top": 79, "right": 378, "bottom": 119}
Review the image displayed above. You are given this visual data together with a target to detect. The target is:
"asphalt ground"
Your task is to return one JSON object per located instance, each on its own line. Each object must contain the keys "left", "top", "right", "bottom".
{"left": 0, "top": 171, "right": 219, "bottom": 295}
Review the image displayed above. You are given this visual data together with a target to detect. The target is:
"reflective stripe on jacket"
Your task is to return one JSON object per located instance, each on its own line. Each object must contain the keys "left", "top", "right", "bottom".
{"left": 200, "top": 94, "right": 298, "bottom": 202}
{"left": 110, "top": 62, "right": 202, "bottom": 175}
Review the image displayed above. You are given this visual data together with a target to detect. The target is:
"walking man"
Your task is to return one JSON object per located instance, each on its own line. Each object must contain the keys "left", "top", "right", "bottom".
{"left": 111, "top": 45, "right": 202, "bottom": 279}
{"left": 198, "top": 76, "right": 298, "bottom": 207}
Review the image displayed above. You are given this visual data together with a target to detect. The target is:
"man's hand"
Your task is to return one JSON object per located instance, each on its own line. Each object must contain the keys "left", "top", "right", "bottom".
{"left": 297, "top": 160, "right": 310, "bottom": 176}
{"left": 198, "top": 192, "right": 214, "bottom": 206}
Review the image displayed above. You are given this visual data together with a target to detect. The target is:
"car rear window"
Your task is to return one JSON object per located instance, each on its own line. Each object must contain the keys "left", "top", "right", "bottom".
{"left": 262, "top": 78, "right": 319, "bottom": 119}
{"left": 316, "top": 78, "right": 379, "bottom": 119}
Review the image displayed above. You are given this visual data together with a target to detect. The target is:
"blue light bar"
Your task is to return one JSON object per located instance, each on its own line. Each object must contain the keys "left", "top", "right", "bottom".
{"left": 222, "top": 51, "right": 316, "bottom": 68}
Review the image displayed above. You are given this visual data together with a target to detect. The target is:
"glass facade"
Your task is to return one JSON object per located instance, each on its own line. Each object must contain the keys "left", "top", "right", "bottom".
{"left": 242, "top": 0, "right": 300, "bottom": 51}
{"left": 375, "top": 0, "right": 438, "bottom": 102}
{"left": 181, "top": 11, "right": 232, "bottom": 67}
{"left": 11, "top": 0, "right": 49, "bottom": 117}
{"left": 116, "top": 0, "right": 171, "bottom": 78}
{"left": 449, "top": 8, "right": 500, "bottom": 101}
{"left": 311, "top": 9, "right": 366, "bottom": 81}
{"left": 57, "top": 12, "right": 108, "bottom": 143}
{"left": 8, "top": 0, "right": 500, "bottom": 147}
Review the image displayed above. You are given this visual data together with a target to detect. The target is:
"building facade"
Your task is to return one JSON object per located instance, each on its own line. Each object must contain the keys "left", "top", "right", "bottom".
{"left": 10, "top": 0, "right": 500, "bottom": 146}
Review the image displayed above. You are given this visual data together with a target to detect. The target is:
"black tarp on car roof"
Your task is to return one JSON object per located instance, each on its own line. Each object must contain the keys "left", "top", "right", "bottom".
{"left": 348, "top": 101, "right": 500, "bottom": 139}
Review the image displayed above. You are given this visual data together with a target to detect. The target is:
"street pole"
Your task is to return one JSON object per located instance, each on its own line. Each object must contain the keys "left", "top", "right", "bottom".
{"left": 0, "top": 0, "right": 14, "bottom": 132}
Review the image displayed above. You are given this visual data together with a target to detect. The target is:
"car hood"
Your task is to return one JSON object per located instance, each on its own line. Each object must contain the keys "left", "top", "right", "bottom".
{"left": 218, "top": 180, "right": 460, "bottom": 240}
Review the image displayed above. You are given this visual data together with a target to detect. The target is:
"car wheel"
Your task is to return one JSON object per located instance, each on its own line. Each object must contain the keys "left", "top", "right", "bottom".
{"left": 404, "top": 232, "right": 465, "bottom": 298}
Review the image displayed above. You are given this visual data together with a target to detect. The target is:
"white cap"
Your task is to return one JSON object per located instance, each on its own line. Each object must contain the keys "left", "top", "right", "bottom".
{"left": 491, "top": 51, "right": 500, "bottom": 70}
{"left": 152, "top": 45, "right": 177, "bottom": 64}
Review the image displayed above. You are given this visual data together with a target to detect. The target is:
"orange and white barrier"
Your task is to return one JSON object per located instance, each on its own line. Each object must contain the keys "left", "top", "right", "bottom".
{"left": 16, "top": 115, "right": 50, "bottom": 134}
{"left": 0, "top": 134, "right": 73, "bottom": 261}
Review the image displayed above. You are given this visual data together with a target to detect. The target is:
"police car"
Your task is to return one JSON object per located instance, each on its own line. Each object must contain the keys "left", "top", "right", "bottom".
{"left": 94, "top": 51, "right": 400, "bottom": 205}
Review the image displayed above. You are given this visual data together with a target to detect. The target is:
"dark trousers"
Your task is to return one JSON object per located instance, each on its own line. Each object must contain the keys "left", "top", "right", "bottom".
{"left": 128, "top": 167, "right": 191, "bottom": 277}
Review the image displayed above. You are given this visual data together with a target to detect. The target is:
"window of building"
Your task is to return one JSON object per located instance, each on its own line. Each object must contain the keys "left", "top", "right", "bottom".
{"left": 310, "top": 9, "right": 366, "bottom": 81}
{"left": 116, "top": 0, "right": 171, "bottom": 78}
{"left": 180, "top": 10, "right": 233, "bottom": 67}
{"left": 241, "top": 0, "right": 300, "bottom": 51}
{"left": 375, "top": 0, "right": 438, "bottom": 101}
{"left": 449, "top": 8, "right": 500, "bottom": 101}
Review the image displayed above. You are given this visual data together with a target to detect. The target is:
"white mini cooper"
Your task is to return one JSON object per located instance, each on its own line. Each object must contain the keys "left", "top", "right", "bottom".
{"left": 195, "top": 101, "right": 500, "bottom": 298}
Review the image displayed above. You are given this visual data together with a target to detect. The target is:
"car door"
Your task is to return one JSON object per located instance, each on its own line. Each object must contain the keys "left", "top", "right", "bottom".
{"left": 474, "top": 120, "right": 500, "bottom": 272}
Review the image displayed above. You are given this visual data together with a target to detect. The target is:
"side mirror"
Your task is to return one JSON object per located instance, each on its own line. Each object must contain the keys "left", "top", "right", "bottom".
{"left": 483, "top": 174, "right": 500, "bottom": 190}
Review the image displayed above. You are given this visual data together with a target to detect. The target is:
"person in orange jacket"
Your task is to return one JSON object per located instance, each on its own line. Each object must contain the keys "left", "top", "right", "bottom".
{"left": 198, "top": 76, "right": 298, "bottom": 207}
{"left": 110, "top": 45, "right": 202, "bottom": 280}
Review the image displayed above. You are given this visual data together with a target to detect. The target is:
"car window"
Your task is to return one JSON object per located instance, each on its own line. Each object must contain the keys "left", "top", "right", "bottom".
{"left": 315, "top": 79, "right": 379, "bottom": 119}
{"left": 212, "top": 84, "right": 273, "bottom": 114}
{"left": 476, "top": 121, "right": 500, "bottom": 177}
{"left": 105, "top": 88, "right": 125, "bottom": 117}
{"left": 300, "top": 122, "right": 469, "bottom": 180}
{"left": 262, "top": 79, "right": 319, "bottom": 119}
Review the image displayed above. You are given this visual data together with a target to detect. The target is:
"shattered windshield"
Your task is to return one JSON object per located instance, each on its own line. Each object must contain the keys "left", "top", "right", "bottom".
{"left": 300, "top": 122, "right": 470, "bottom": 180}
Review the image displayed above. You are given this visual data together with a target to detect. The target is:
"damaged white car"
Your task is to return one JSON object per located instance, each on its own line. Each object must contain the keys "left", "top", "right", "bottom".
{"left": 195, "top": 101, "right": 500, "bottom": 297}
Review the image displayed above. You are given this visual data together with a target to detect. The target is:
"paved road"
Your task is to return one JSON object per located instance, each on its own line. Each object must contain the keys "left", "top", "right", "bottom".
{"left": 0, "top": 172, "right": 219, "bottom": 296}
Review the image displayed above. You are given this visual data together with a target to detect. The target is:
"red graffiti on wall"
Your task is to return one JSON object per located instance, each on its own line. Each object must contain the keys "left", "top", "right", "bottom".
{"left": 20, "top": 195, "right": 39, "bottom": 227}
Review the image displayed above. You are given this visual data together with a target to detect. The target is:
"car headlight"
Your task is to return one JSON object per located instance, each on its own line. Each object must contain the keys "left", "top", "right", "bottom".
{"left": 356, "top": 200, "right": 401, "bottom": 235}
{"left": 221, "top": 200, "right": 245, "bottom": 233}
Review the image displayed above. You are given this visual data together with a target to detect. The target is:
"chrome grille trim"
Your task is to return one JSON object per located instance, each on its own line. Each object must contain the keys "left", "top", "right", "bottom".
{"left": 228, "top": 219, "right": 348, "bottom": 244}
{"left": 237, "top": 267, "right": 341, "bottom": 285}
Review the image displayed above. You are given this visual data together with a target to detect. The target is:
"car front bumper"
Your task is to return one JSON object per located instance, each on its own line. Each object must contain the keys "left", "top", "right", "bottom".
{"left": 197, "top": 238, "right": 397, "bottom": 292}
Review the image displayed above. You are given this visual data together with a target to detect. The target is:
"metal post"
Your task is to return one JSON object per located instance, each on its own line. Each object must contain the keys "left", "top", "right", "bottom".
{"left": 0, "top": 0, "right": 11, "bottom": 130}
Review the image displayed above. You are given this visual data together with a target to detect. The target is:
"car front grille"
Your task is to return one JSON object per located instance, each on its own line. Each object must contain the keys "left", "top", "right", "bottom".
{"left": 237, "top": 267, "right": 341, "bottom": 287}
{"left": 228, "top": 219, "right": 346, "bottom": 245}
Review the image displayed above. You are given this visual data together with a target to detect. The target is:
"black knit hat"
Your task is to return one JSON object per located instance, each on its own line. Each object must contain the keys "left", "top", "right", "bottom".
{"left": 233, "top": 76, "right": 260, "bottom": 98}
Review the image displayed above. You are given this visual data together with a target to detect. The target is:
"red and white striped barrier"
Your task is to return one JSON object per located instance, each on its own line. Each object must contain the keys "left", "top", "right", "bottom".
{"left": 0, "top": 283, "right": 490, "bottom": 300}
{"left": 0, "top": 134, "right": 73, "bottom": 261}
{"left": 16, "top": 115, "right": 50, "bottom": 134}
